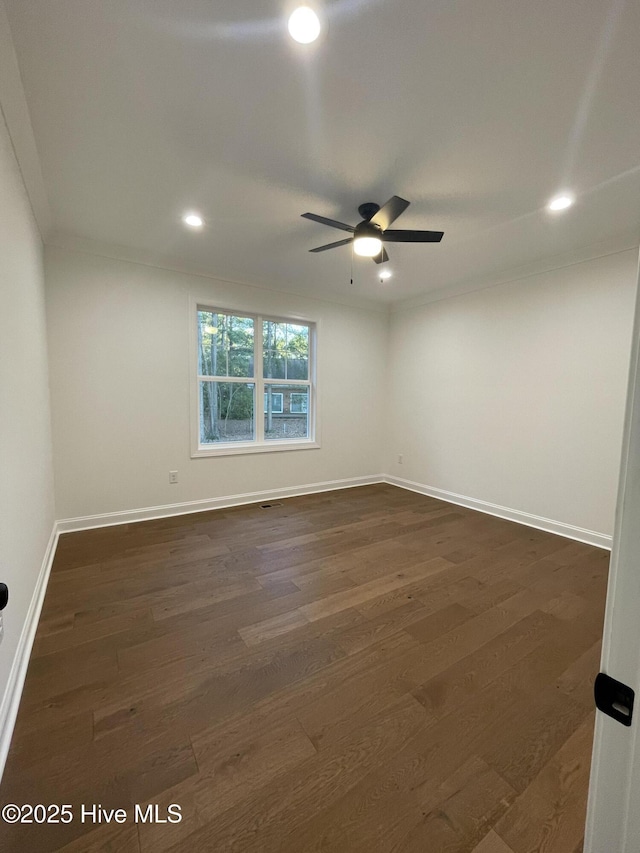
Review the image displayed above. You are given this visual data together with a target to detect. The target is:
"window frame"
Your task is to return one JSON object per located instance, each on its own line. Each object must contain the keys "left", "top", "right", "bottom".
{"left": 190, "top": 301, "right": 319, "bottom": 457}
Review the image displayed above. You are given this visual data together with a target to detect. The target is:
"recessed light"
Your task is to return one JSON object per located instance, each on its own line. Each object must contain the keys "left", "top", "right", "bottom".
{"left": 379, "top": 269, "right": 392, "bottom": 280}
{"left": 547, "top": 194, "right": 574, "bottom": 212}
{"left": 182, "top": 212, "right": 204, "bottom": 228}
{"left": 288, "top": 6, "right": 321, "bottom": 44}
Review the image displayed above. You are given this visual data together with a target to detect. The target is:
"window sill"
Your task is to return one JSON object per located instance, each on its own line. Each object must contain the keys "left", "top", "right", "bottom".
{"left": 192, "top": 440, "right": 320, "bottom": 458}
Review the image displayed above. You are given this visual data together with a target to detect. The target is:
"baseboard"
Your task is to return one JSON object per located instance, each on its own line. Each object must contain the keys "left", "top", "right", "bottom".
{"left": 56, "top": 475, "right": 385, "bottom": 533}
{"left": 384, "top": 475, "right": 613, "bottom": 550}
{"left": 0, "top": 523, "right": 59, "bottom": 781}
{"left": 56, "top": 474, "right": 612, "bottom": 548}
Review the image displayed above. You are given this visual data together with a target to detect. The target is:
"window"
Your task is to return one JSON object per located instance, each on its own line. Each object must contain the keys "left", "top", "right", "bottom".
{"left": 194, "top": 307, "right": 316, "bottom": 455}
{"left": 290, "top": 392, "right": 308, "bottom": 414}
{"left": 264, "top": 392, "right": 283, "bottom": 414}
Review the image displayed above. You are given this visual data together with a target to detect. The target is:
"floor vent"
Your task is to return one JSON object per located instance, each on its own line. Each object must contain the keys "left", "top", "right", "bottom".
{"left": 260, "top": 502, "right": 283, "bottom": 509}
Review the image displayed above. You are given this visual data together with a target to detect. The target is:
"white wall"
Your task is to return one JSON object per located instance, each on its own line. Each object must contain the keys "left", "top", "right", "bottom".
{"left": 45, "top": 244, "right": 637, "bottom": 537}
{"left": 0, "top": 108, "right": 55, "bottom": 732}
{"left": 45, "top": 246, "right": 388, "bottom": 520}
{"left": 386, "top": 250, "right": 638, "bottom": 537}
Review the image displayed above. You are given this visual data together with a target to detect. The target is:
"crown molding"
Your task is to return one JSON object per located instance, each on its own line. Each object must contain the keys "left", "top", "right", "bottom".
{"left": 392, "top": 235, "right": 640, "bottom": 314}
{"left": 0, "top": 1, "right": 51, "bottom": 239}
{"left": 44, "top": 237, "right": 391, "bottom": 316}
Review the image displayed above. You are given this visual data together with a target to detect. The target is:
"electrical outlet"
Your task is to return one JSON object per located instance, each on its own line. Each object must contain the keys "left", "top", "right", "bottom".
{"left": 169, "top": 471, "right": 178, "bottom": 484}
{"left": 398, "top": 454, "right": 403, "bottom": 464}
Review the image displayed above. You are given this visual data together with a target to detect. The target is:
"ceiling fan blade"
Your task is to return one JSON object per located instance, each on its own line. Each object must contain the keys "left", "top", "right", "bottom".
{"left": 309, "top": 238, "right": 353, "bottom": 253}
{"left": 383, "top": 229, "right": 444, "bottom": 243}
{"left": 370, "top": 196, "right": 410, "bottom": 230}
{"left": 302, "top": 213, "right": 355, "bottom": 233}
{"left": 373, "top": 247, "right": 389, "bottom": 264}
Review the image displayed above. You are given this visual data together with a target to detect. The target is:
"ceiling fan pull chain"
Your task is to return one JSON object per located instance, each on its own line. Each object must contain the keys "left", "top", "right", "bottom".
{"left": 350, "top": 241, "right": 354, "bottom": 285}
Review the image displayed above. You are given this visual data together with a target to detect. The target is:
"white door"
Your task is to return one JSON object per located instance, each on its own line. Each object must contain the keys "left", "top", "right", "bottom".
{"left": 585, "top": 249, "right": 640, "bottom": 853}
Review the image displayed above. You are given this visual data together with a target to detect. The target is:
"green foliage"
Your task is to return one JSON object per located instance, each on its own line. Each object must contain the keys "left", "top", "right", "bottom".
{"left": 198, "top": 311, "right": 255, "bottom": 378}
{"left": 200, "top": 381, "right": 254, "bottom": 442}
{"left": 223, "top": 384, "right": 253, "bottom": 420}
{"left": 263, "top": 320, "right": 309, "bottom": 380}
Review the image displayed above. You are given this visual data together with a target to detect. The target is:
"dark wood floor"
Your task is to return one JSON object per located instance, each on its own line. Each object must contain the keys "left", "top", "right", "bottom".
{"left": 0, "top": 484, "right": 608, "bottom": 852}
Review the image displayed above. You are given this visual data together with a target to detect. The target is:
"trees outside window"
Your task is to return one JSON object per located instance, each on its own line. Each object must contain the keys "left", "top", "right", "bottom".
{"left": 196, "top": 308, "right": 315, "bottom": 452}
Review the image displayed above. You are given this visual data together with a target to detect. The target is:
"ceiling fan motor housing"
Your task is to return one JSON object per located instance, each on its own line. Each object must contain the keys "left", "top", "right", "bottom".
{"left": 354, "top": 220, "right": 383, "bottom": 239}
{"left": 358, "top": 202, "right": 380, "bottom": 221}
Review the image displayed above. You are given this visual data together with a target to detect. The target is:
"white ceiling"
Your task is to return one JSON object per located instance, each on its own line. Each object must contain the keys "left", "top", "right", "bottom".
{"left": 5, "top": 0, "right": 640, "bottom": 307}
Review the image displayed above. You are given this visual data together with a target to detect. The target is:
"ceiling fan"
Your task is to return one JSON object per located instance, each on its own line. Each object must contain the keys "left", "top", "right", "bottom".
{"left": 302, "top": 195, "right": 444, "bottom": 264}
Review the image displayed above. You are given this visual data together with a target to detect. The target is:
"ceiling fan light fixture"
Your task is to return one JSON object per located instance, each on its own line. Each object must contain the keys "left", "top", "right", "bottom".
{"left": 303, "top": 195, "right": 444, "bottom": 263}
{"left": 379, "top": 268, "right": 392, "bottom": 280}
{"left": 354, "top": 236, "right": 383, "bottom": 257}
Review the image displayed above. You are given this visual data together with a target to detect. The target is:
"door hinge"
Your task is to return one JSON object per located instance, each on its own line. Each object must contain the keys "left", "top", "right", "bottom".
{"left": 594, "top": 672, "right": 634, "bottom": 727}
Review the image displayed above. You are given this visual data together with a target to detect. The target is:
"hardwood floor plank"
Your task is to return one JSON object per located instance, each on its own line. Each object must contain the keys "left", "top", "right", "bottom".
{"left": 18, "top": 643, "right": 120, "bottom": 708}
{"left": 471, "top": 829, "right": 517, "bottom": 853}
{"left": 556, "top": 640, "right": 602, "bottom": 697}
{"left": 494, "top": 716, "right": 595, "bottom": 853}
{"left": 134, "top": 713, "right": 319, "bottom": 853}
{"left": 295, "top": 664, "right": 422, "bottom": 750}
{"left": 96, "top": 609, "right": 374, "bottom": 744}
{"left": 32, "top": 608, "right": 155, "bottom": 658}
{"left": 336, "top": 597, "right": 428, "bottom": 655}
{"left": 142, "top": 695, "right": 429, "bottom": 853}
{"left": 7, "top": 709, "right": 94, "bottom": 769}
{"left": 459, "top": 577, "right": 526, "bottom": 614}
{"left": 480, "top": 686, "right": 592, "bottom": 794}
{"left": 0, "top": 484, "right": 607, "bottom": 853}
{"left": 195, "top": 696, "right": 428, "bottom": 853}
{"left": 404, "top": 601, "right": 475, "bottom": 645}
{"left": 425, "top": 755, "right": 517, "bottom": 845}
{"left": 238, "top": 609, "right": 310, "bottom": 646}
{"left": 99, "top": 635, "right": 346, "bottom": 744}
{"left": 411, "top": 609, "right": 559, "bottom": 719}
{"left": 390, "top": 589, "right": 550, "bottom": 693}
{"left": 47, "top": 823, "right": 140, "bottom": 853}
{"left": 299, "top": 557, "right": 453, "bottom": 622}
{"left": 355, "top": 573, "right": 482, "bottom": 618}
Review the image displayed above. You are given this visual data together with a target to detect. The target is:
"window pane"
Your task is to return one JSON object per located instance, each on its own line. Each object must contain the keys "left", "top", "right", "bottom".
{"left": 263, "top": 391, "right": 283, "bottom": 414}
{"left": 198, "top": 311, "right": 254, "bottom": 378}
{"left": 263, "top": 320, "right": 309, "bottom": 381}
{"left": 264, "top": 384, "right": 309, "bottom": 441}
{"left": 200, "top": 382, "right": 254, "bottom": 443}
{"left": 290, "top": 392, "right": 308, "bottom": 414}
